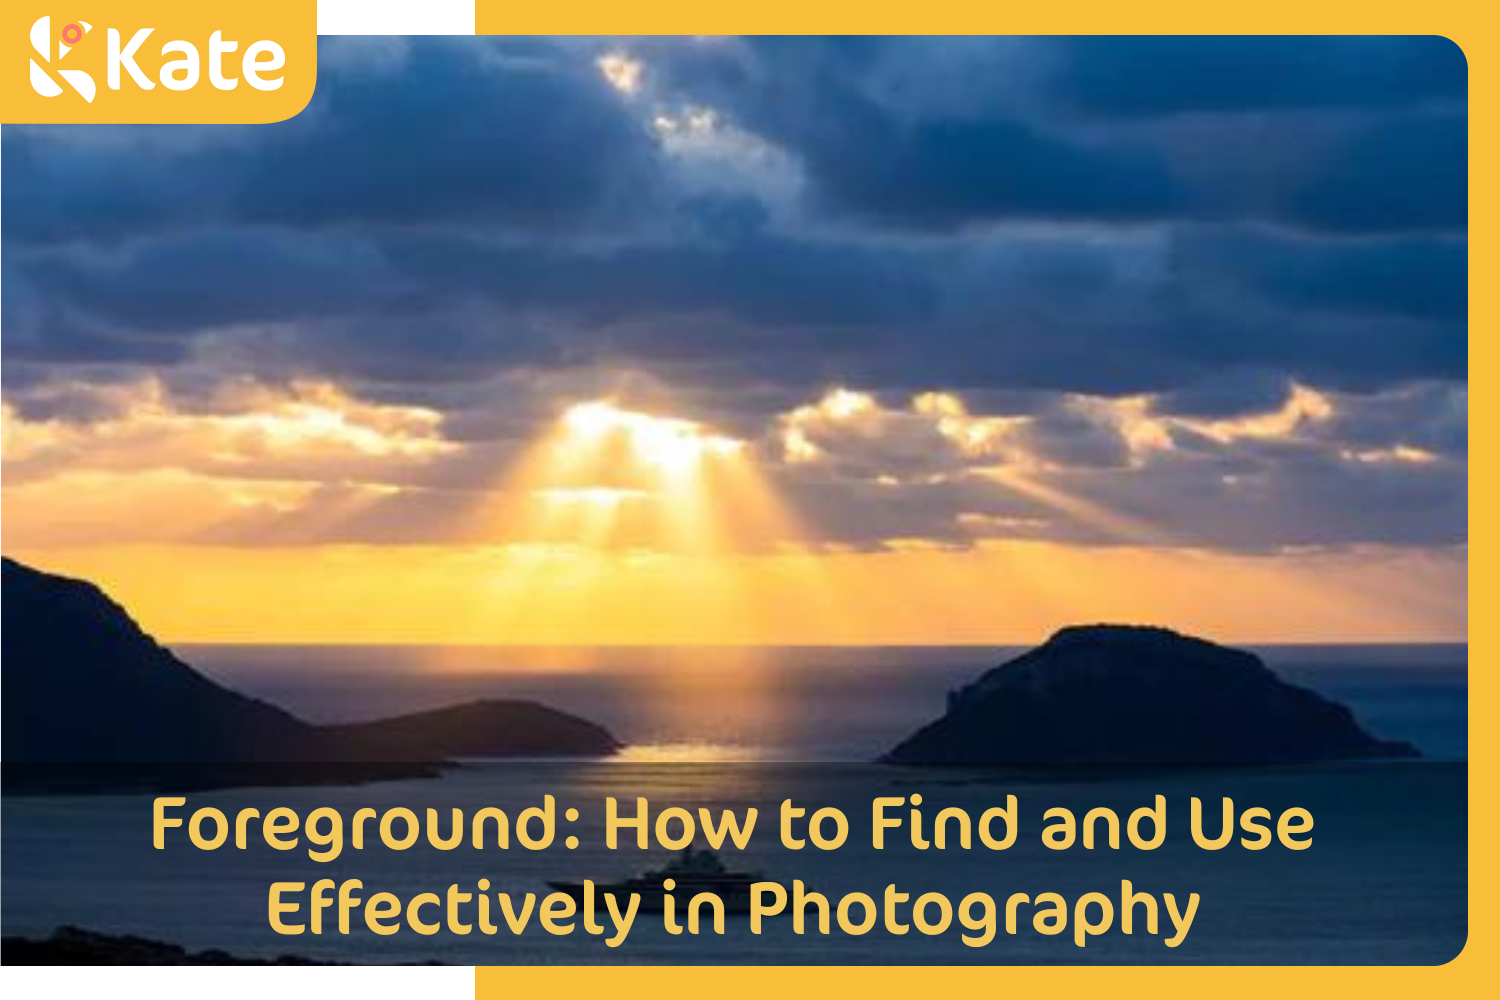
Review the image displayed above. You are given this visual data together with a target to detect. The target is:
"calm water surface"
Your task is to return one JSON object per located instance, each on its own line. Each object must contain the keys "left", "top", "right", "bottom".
{"left": 180, "top": 643, "right": 1469, "bottom": 761}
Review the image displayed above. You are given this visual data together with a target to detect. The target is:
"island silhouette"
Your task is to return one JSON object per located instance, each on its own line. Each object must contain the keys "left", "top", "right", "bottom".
{"left": 4, "top": 557, "right": 1418, "bottom": 792}
{"left": 2, "top": 557, "right": 620, "bottom": 791}
{"left": 883, "top": 624, "right": 1419, "bottom": 764}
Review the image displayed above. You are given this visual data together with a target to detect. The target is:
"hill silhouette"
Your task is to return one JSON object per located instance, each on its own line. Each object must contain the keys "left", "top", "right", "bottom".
{"left": 1, "top": 926, "right": 329, "bottom": 966}
{"left": 883, "top": 624, "right": 1420, "bottom": 764}
{"left": 326, "top": 700, "right": 625, "bottom": 760}
{"left": 2, "top": 557, "right": 619, "bottom": 789}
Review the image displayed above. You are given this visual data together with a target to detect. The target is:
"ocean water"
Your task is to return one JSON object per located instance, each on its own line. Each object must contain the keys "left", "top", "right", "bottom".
{"left": 2, "top": 644, "right": 1468, "bottom": 965}
{"left": 178, "top": 643, "right": 1469, "bottom": 762}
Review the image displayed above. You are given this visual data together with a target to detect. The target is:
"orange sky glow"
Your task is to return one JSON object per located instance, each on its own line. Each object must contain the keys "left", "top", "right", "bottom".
{"left": 2, "top": 384, "right": 1466, "bottom": 645}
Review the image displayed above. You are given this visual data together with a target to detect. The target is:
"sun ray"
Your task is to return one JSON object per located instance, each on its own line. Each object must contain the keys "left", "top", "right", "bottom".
{"left": 441, "top": 396, "right": 856, "bottom": 655}
{"left": 975, "top": 465, "right": 1163, "bottom": 544}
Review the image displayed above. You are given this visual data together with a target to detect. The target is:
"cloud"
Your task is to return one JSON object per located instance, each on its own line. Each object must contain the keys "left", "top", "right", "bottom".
{"left": 1049, "top": 36, "right": 1466, "bottom": 116}
{"left": 1182, "top": 228, "right": 1466, "bottom": 322}
{"left": 2, "top": 378, "right": 454, "bottom": 486}
{"left": 1281, "top": 112, "right": 1467, "bottom": 234}
{"left": 0, "top": 36, "right": 1467, "bottom": 558}
{"left": 2, "top": 37, "right": 660, "bottom": 246}
{"left": 640, "top": 35, "right": 1466, "bottom": 235}
{"left": 8, "top": 216, "right": 1462, "bottom": 413}
{"left": 759, "top": 382, "right": 1465, "bottom": 553}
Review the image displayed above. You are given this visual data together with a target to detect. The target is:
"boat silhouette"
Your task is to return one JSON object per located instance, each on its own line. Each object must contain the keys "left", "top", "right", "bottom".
{"left": 547, "top": 847, "right": 785, "bottom": 915}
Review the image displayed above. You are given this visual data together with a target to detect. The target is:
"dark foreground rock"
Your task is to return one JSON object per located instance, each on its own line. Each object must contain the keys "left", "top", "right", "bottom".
{"left": 1, "top": 926, "right": 331, "bottom": 965}
{"left": 328, "top": 699, "right": 619, "bottom": 760}
{"left": 883, "top": 625, "right": 1420, "bottom": 765}
{"left": 2, "top": 556, "right": 621, "bottom": 791}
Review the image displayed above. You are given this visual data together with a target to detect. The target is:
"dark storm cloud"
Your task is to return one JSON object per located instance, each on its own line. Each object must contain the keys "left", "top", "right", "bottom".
{"left": 1050, "top": 36, "right": 1466, "bottom": 116}
{"left": 642, "top": 36, "right": 1189, "bottom": 229}
{"left": 1152, "top": 371, "right": 1293, "bottom": 419}
{"left": 14, "top": 229, "right": 397, "bottom": 332}
{"left": 642, "top": 35, "right": 1466, "bottom": 235}
{"left": 1181, "top": 229, "right": 1466, "bottom": 322}
{"left": 377, "top": 218, "right": 937, "bottom": 331}
{"left": 1279, "top": 111, "right": 1467, "bottom": 234}
{"left": 0, "top": 35, "right": 1468, "bottom": 553}
{"left": 228, "top": 42, "right": 658, "bottom": 231}
{"left": 2, "top": 37, "right": 657, "bottom": 246}
{"left": 7, "top": 219, "right": 1463, "bottom": 402}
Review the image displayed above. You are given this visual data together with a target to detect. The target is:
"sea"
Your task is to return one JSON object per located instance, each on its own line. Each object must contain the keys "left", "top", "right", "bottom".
{"left": 1, "top": 644, "right": 1469, "bottom": 965}
{"left": 179, "top": 643, "right": 1470, "bottom": 763}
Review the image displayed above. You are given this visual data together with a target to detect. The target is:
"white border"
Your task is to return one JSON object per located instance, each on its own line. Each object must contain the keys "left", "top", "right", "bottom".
{"left": 318, "top": 0, "right": 477, "bottom": 35}
{"left": 0, "top": 966, "right": 474, "bottom": 999}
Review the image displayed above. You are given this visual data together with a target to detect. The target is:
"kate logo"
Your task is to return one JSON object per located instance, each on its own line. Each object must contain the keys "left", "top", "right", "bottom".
{"left": 29, "top": 15, "right": 96, "bottom": 102}
{"left": 6, "top": 2, "right": 314, "bottom": 125}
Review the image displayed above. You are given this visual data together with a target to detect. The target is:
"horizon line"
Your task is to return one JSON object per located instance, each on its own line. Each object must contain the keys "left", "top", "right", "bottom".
{"left": 168, "top": 638, "right": 1470, "bottom": 649}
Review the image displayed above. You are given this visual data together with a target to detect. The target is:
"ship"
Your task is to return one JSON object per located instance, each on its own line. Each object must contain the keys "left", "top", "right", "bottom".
{"left": 547, "top": 847, "right": 785, "bottom": 915}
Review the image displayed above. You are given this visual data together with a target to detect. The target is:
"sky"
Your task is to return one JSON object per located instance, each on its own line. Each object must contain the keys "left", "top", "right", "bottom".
{"left": 0, "top": 36, "right": 1468, "bottom": 644}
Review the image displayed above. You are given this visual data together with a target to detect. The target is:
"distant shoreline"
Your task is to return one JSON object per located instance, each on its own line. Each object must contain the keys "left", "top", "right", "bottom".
{"left": 1, "top": 926, "right": 336, "bottom": 966}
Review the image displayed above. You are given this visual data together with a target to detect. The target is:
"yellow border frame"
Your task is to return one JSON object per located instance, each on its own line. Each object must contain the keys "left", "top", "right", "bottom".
{"left": 468, "top": 8, "right": 1484, "bottom": 997}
